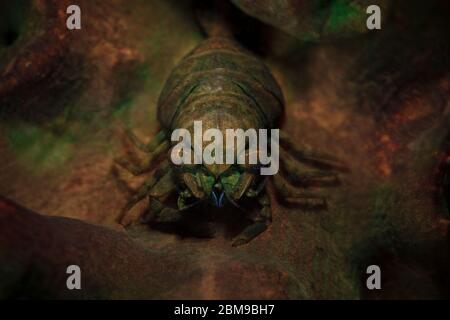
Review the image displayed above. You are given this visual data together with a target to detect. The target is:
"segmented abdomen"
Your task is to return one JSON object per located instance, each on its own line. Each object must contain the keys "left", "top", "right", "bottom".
{"left": 157, "top": 37, "right": 284, "bottom": 131}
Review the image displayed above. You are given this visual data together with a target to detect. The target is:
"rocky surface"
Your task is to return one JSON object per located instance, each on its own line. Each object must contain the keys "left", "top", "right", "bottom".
{"left": 0, "top": 0, "right": 449, "bottom": 299}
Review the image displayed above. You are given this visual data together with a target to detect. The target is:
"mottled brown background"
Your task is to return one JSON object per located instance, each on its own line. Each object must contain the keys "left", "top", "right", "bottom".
{"left": 0, "top": 0, "right": 449, "bottom": 299}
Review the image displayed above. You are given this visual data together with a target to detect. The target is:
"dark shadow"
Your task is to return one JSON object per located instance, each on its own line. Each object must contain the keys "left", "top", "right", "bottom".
{"left": 142, "top": 199, "right": 257, "bottom": 241}
{"left": 0, "top": 0, "right": 29, "bottom": 48}
{"left": 435, "top": 132, "right": 450, "bottom": 219}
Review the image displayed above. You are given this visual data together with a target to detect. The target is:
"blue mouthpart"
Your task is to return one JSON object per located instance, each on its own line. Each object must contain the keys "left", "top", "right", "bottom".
{"left": 211, "top": 190, "right": 225, "bottom": 208}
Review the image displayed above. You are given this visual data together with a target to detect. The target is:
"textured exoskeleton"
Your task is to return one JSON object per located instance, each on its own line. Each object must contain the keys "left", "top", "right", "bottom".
{"left": 115, "top": 36, "right": 345, "bottom": 246}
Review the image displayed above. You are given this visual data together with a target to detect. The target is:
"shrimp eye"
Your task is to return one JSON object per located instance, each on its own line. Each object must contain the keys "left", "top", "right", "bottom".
{"left": 220, "top": 168, "right": 241, "bottom": 196}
